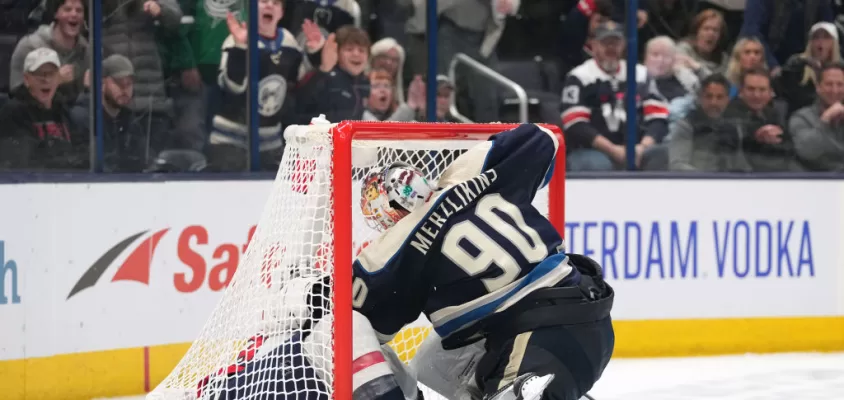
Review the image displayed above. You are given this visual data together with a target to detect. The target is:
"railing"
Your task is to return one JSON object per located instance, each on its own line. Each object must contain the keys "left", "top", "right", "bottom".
{"left": 447, "top": 53, "right": 530, "bottom": 124}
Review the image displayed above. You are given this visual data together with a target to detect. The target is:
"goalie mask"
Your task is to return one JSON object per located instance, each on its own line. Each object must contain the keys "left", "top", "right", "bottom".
{"left": 361, "top": 162, "right": 433, "bottom": 232}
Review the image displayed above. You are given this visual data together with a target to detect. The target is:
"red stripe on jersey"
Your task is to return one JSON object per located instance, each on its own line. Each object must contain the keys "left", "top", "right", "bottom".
{"left": 643, "top": 104, "right": 668, "bottom": 116}
{"left": 352, "top": 351, "right": 386, "bottom": 374}
{"left": 562, "top": 110, "right": 591, "bottom": 125}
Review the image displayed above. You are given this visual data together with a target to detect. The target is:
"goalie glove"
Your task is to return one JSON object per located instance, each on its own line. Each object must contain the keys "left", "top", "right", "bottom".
{"left": 485, "top": 373, "right": 555, "bottom": 400}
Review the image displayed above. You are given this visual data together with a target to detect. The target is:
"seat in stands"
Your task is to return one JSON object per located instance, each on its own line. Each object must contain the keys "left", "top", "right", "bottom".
{"left": 495, "top": 58, "right": 562, "bottom": 126}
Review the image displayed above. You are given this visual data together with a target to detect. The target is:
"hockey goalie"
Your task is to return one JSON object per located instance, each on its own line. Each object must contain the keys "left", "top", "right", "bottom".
{"left": 192, "top": 123, "right": 613, "bottom": 400}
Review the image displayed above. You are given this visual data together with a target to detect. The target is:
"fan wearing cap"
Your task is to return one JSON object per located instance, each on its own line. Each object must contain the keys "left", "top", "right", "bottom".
{"left": 69, "top": 55, "right": 148, "bottom": 172}
{"left": 433, "top": 75, "right": 457, "bottom": 122}
{"left": 778, "top": 22, "right": 842, "bottom": 115}
{"left": 739, "top": 0, "right": 838, "bottom": 75}
{"left": 560, "top": 21, "right": 669, "bottom": 171}
{"left": 0, "top": 47, "right": 86, "bottom": 170}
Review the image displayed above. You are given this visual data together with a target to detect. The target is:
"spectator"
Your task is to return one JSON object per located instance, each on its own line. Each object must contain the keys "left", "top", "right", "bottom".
{"left": 362, "top": 68, "right": 420, "bottom": 122}
{"left": 72, "top": 55, "right": 148, "bottom": 172}
{"left": 558, "top": 0, "right": 615, "bottom": 76}
{"left": 668, "top": 73, "right": 734, "bottom": 171}
{"left": 739, "top": 0, "right": 835, "bottom": 74}
{"left": 206, "top": 2, "right": 303, "bottom": 172}
{"left": 282, "top": 0, "right": 360, "bottom": 38}
{"left": 638, "top": 0, "right": 699, "bottom": 56}
{"left": 644, "top": 36, "right": 700, "bottom": 103}
{"left": 157, "top": 13, "right": 205, "bottom": 152}
{"left": 725, "top": 37, "right": 768, "bottom": 95}
{"left": 404, "top": 0, "right": 519, "bottom": 122}
{"left": 789, "top": 62, "right": 844, "bottom": 170}
{"left": 9, "top": 0, "right": 87, "bottom": 106}
{"left": 283, "top": 0, "right": 361, "bottom": 75}
{"left": 370, "top": 37, "right": 406, "bottom": 103}
{"left": 561, "top": 21, "right": 669, "bottom": 171}
{"left": 176, "top": 0, "right": 234, "bottom": 144}
{"left": 677, "top": 9, "right": 730, "bottom": 79}
{"left": 100, "top": 0, "right": 183, "bottom": 156}
{"left": 722, "top": 68, "right": 801, "bottom": 172}
{"left": 778, "top": 22, "right": 842, "bottom": 115}
{"left": 1, "top": 0, "right": 43, "bottom": 94}
{"left": 0, "top": 47, "right": 86, "bottom": 170}
{"left": 298, "top": 26, "right": 370, "bottom": 123}
{"left": 432, "top": 75, "right": 458, "bottom": 122}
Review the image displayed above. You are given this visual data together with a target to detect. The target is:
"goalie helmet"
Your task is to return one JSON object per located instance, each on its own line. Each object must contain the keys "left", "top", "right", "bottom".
{"left": 361, "top": 162, "right": 434, "bottom": 232}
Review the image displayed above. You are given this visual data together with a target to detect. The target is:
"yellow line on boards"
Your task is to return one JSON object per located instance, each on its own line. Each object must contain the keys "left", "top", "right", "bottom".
{"left": 0, "top": 316, "right": 842, "bottom": 399}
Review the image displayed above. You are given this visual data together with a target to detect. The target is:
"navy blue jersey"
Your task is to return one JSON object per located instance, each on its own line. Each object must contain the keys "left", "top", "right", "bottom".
{"left": 352, "top": 124, "right": 573, "bottom": 344}
{"left": 195, "top": 329, "right": 404, "bottom": 400}
{"left": 560, "top": 59, "right": 669, "bottom": 148}
{"left": 211, "top": 28, "right": 303, "bottom": 152}
{"left": 197, "top": 333, "right": 327, "bottom": 400}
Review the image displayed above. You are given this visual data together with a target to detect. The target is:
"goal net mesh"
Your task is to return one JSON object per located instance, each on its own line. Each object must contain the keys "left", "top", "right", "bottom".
{"left": 148, "top": 122, "right": 551, "bottom": 400}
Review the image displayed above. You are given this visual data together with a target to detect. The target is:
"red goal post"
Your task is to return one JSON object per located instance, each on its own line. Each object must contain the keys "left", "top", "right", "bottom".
{"left": 330, "top": 121, "right": 566, "bottom": 400}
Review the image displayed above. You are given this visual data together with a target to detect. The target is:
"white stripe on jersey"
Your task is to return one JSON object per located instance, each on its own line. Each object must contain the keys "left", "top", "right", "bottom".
{"left": 429, "top": 254, "right": 574, "bottom": 338}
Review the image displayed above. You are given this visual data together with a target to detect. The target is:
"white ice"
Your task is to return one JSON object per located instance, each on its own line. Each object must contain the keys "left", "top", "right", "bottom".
{"left": 97, "top": 352, "right": 844, "bottom": 400}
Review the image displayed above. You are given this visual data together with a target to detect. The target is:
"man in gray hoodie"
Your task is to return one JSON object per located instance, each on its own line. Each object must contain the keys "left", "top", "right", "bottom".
{"left": 9, "top": 0, "right": 88, "bottom": 106}
{"left": 789, "top": 61, "right": 844, "bottom": 171}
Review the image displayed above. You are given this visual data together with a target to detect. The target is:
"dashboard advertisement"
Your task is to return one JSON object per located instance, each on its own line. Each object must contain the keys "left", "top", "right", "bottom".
{"left": 0, "top": 179, "right": 841, "bottom": 400}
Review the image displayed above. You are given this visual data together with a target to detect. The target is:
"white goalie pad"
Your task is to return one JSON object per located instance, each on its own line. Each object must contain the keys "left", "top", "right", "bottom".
{"left": 303, "top": 311, "right": 418, "bottom": 400}
{"left": 410, "top": 330, "right": 486, "bottom": 400}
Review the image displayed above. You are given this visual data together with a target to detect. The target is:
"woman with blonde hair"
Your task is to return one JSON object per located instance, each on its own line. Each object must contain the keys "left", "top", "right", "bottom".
{"left": 778, "top": 22, "right": 841, "bottom": 115}
{"left": 670, "top": 37, "right": 766, "bottom": 123}
{"left": 724, "top": 37, "right": 768, "bottom": 96}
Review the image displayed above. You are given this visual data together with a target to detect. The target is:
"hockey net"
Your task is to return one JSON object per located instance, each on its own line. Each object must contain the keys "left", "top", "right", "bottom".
{"left": 148, "top": 121, "right": 565, "bottom": 400}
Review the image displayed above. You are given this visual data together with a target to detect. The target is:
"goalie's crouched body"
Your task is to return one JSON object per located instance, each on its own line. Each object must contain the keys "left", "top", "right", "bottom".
{"left": 466, "top": 254, "right": 613, "bottom": 400}
{"left": 355, "top": 124, "right": 615, "bottom": 400}
{"left": 411, "top": 253, "right": 614, "bottom": 400}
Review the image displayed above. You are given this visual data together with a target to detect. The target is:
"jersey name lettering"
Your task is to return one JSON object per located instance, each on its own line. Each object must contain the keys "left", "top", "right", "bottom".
{"left": 410, "top": 169, "right": 499, "bottom": 255}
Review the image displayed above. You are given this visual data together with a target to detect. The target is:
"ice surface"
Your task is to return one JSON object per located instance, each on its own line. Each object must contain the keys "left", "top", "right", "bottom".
{"left": 97, "top": 352, "right": 844, "bottom": 400}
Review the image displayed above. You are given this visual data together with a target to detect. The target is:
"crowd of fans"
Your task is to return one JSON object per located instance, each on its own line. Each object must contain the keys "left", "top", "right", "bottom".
{"left": 1, "top": 0, "right": 844, "bottom": 173}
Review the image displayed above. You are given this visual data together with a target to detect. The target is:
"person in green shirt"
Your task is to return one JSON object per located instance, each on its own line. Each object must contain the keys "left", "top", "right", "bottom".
{"left": 157, "top": 0, "right": 240, "bottom": 152}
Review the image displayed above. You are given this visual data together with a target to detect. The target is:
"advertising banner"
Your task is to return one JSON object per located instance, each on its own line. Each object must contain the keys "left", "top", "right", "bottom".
{"left": 0, "top": 179, "right": 841, "bottom": 365}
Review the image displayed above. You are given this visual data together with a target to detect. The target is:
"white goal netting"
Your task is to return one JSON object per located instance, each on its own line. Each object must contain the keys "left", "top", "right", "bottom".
{"left": 147, "top": 122, "right": 552, "bottom": 400}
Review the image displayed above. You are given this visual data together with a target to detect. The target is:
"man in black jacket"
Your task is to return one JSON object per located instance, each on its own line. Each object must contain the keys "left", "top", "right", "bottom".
{"left": 95, "top": 54, "right": 148, "bottom": 172}
{"left": 0, "top": 47, "right": 87, "bottom": 170}
{"left": 721, "top": 68, "right": 803, "bottom": 171}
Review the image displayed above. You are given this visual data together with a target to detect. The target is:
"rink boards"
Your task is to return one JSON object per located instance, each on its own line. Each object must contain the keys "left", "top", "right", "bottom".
{"left": 1, "top": 178, "right": 843, "bottom": 400}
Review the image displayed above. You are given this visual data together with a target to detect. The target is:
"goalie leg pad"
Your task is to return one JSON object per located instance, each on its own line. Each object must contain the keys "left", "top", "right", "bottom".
{"left": 485, "top": 373, "right": 555, "bottom": 400}
{"left": 410, "top": 330, "right": 485, "bottom": 400}
{"left": 352, "top": 311, "right": 418, "bottom": 400}
{"left": 474, "top": 318, "right": 614, "bottom": 400}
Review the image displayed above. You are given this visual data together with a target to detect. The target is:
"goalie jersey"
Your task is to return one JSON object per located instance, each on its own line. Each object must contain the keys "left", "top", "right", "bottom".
{"left": 353, "top": 124, "right": 574, "bottom": 345}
